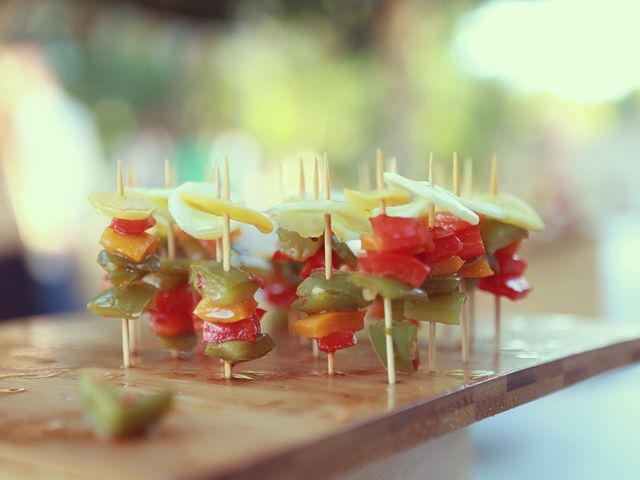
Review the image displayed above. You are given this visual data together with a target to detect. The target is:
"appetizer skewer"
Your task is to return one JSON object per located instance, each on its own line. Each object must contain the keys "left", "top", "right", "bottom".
{"left": 87, "top": 160, "right": 160, "bottom": 369}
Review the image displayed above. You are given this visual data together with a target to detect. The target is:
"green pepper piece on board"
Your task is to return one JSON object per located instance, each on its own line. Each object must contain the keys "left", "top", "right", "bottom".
{"left": 190, "top": 261, "right": 258, "bottom": 305}
{"left": 421, "top": 274, "right": 461, "bottom": 296}
{"left": 87, "top": 283, "right": 158, "bottom": 319}
{"left": 479, "top": 220, "right": 528, "bottom": 254}
{"left": 292, "top": 291, "right": 362, "bottom": 314}
{"left": 79, "top": 371, "right": 172, "bottom": 439}
{"left": 203, "top": 334, "right": 275, "bottom": 365}
{"left": 296, "top": 270, "right": 369, "bottom": 306}
{"left": 369, "top": 319, "right": 419, "bottom": 374}
{"left": 404, "top": 291, "right": 466, "bottom": 325}
{"left": 277, "top": 228, "right": 322, "bottom": 262}
{"left": 350, "top": 273, "right": 427, "bottom": 301}
{"left": 158, "top": 334, "right": 197, "bottom": 352}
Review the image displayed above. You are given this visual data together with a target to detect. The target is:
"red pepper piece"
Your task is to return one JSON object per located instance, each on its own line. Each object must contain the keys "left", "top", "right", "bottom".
{"left": 272, "top": 250, "right": 295, "bottom": 262}
{"left": 110, "top": 216, "right": 156, "bottom": 235}
{"left": 300, "top": 246, "right": 338, "bottom": 279}
{"left": 359, "top": 252, "right": 430, "bottom": 287}
{"left": 154, "top": 283, "right": 195, "bottom": 314}
{"left": 478, "top": 275, "right": 531, "bottom": 301}
{"left": 316, "top": 330, "right": 357, "bottom": 353}
{"left": 497, "top": 255, "right": 527, "bottom": 277}
{"left": 421, "top": 234, "right": 463, "bottom": 263}
{"left": 370, "top": 215, "right": 433, "bottom": 253}
{"left": 495, "top": 240, "right": 523, "bottom": 259}
{"left": 455, "top": 227, "right": 486, "bottom": 261}
{"left": 148, "top": 310, "right": 196, "bottom": 337}
{"left": 412, "top": 354, "right": 421, "bottom": 372}
{"left": 202, "top": 316, "right": 261, "bottom": 343}
{"left": 433, "top": 212, "right": 472, "bottom": 238}
{"left": 264, "top": 276, "right": 299, "bottom": 308}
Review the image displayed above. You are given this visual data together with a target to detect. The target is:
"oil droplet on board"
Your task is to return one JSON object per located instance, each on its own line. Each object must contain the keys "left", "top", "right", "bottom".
{"left": 0, "top": 387, "right": 26, "bottom": 395}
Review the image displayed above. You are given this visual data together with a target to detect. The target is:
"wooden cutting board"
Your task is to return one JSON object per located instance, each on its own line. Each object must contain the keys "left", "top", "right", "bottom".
{"left": 1, "top": 313, "right": 639, "bottom": 479}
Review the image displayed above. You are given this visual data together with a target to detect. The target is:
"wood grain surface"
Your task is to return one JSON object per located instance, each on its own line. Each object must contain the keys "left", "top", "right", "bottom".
{"left": 1, "top": 312, "right": 639, "bottom": 480}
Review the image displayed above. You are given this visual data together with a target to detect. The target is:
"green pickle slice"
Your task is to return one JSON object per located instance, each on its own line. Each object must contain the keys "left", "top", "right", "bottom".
{"left": 204, "top": 334, "right": 275, "bottom": 365}
{"left": 479, "top": 220, "right": 528, "bottom": 254}
{"left": 350, "top": 272, "right": 427, "bottom": 301}
{"left": 159, "top": 334, "right": 197, "bottom": 352}
{"left": 97, "top": 250, "right": 160, "bottom": 289}
{"left": 296, "top": 271, "right": 368, "bottom": 306}
{"left": 144, "top": 258, "right": 192, "bottom": 290}
{"left": 87, "top": 282, "right": 158, "bottom": 319}
{"left": 190, "top": 261, "right": 258, "bottom": 305}
{"left": 79, "top": 371, "right": 172, "bottom": 439}
{"left": 369, "top": 320, "right": 419, "bottom": 374}
{"left": 421, "top": 274, "right": 460, "bottom": 296}
{"left": 277, "top": 228, "right": 322, "bottom": 261}
{"left": 332, "top": 235, "right": 358, "bottom": 269}
{"left": 292, "top": 291, "right": 362, "bottom": 314}
{"left": 404, "top": 291, "right": 466, "bottom": 326}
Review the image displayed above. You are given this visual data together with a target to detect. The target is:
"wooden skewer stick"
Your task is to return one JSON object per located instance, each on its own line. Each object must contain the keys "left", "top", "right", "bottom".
{"left": 427, "top": 153, "right": 437, "bottom": 373}
{"left": 453, "top": 153, "right": 469, "bottom": 365}
{"left": 463, "top": 158, "right": 476, "bottom": 346}
{"left": 311, "top": 157, "right": 320, "bottom": 358}
{"left": 490, "top": 154, "right": 500, "bottom": 354}
{"left": 164, "top": 160, "right": 179, "bottom": 360}
{"left": 126, "top": 164, "right": 141, "bottom": 364}
{"left": 388, "top": 156, "right": 398, "bottom": 174}
{"left": 222, "top": 157, "right": 233, "bottom": 379}
{"left": 376, "top": 148, "right": 396, "bottom": 385}
{"left": 213, "top": 161, "right": 223, "bottom": 263}
{"left": 323, "top": 155, "right": 336, "bottom": 374}
{"left": 116, "top": 160, "right": 131, "bottom": 369}
{"left": 298, "top": 158, "right": 306, "bottom": 199}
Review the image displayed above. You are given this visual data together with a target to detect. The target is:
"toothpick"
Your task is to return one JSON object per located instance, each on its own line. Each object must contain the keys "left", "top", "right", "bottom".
{"left": 311, "top": 157, "right": 320, "bottom": 358}
{"left": 116, "top": 160, "right": 131, "bottom": 369}
{"left": 222, "top": 156, "right": 232, "bottom": 379}
{"left": 427, "top": 154, "right": 436, "bottom": 372}
{"left": 388, "top": 156, "right": 398, "bottom": 174}
{"left": 452, "top": 153, "right": 469, "bottom": 364}
{"left": 126, "top": 163, "right": 140, "bottom": 363}
{"left": 165, "top": 160, "right": 176, "bottom": 261}
{"left": 376, "top": 148, "right": 386, "bottom": 214}
{"left": 490, "top": 154, "right": 500, "bottom": 354}
{"left": 298, "top": 158, "right": 305, "bottom": 199}
{"left": 213, "top": 161, "right": 222, "bottom": 263}
{"left": 323, "top": 155, "right": 335, "bottom": 374}
{"left": 375, "top": 149, "right": 396, "bottom": 384}
{"left": 463, "top": 158, "right": 476, "bottom": 345}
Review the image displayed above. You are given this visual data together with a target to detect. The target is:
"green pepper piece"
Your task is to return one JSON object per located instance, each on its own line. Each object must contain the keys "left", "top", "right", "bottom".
{"left": 79, "top": 371, "right": 172, "bottom": 439}
{"left": 204, "top": 334, "right": 275, "bottom": 365}
{"left": 296, "top": 270, "right": 369, "bottom": 306}
{"left": 97, "top": 250, "right": 160, "bottom": 288}
{"left": 479, "top": 220, "right": 528, "bottom": 254}
{"left": 87, "top": 283, "right": 158, "bottom": 319}
{"left": 272, "top": 258, "right": 304, "bottom": 286}
{"left": 349, "top": 272, "right": 427, "bottom": 301}
{"left": 369, "top": 319, "right": 419, "bottom": 374}
{"left": 404, "top": 292, "right": 466, "bottom": 325}
{"left": 177, "top": 235, "right": 212, "bottom": 260}
{"left": 421, "top": 274, "right": 461, "bottom": 296}
{"left": 190, "top": 261, "right": 258, "bottom": 305}
{"left": 332, "top": 235, "right": 358, "bottom": 269}
{"left": 277, "top": 228, "right": 322, "bottom": 261}
{"left": 143, "top": 271, "right": 185, "bottom": 291}
{"left": 292, "top": 291, "right": 362, "bottom": 313}
{"left": 158, "top": 334, "right": 196, "bottom": 352}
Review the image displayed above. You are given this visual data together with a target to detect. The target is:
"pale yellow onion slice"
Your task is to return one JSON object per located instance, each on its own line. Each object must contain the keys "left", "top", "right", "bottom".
{"left": 181, "top": 192, "right": 273, "bottom": 234}
{"left": 372, "top": 200, "right": 430, "bottom": 218}
{"left": 343, "top": 189, "right": 410, "bottom": 211}
{"left": 267, "top": 200, "right": 371, "bottom": 241}
{"left": 88, "top": 192, "right": 156, "bottom": 220}
{"left": 383, "top": 172, "right": 479, "bottom": 225}
{"left": 475, "top": 192, "right": 545, "bottom": 231}
{"left": 126, "top": 187, "right": 171, "bottom": 221}
{"left": 168, "top": 182, "right": 224, "bottom": 240}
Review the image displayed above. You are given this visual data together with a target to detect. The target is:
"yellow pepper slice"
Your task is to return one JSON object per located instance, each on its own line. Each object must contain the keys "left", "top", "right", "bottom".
{"left": 429, "top": 256, "right": 465, "bottom": 276}
{"left": 194, "top": 298, "right": 258, "bottom": 323}
{"left": 100, "top": 228, "right": 158, "bottom": 263}
{"left": 475, "top": 192, "right": 545, "bottom": 232}
{"left": 89, "top": 192, "right": 156, "bottom": 220}
{"left": 169, "top": 182, "right": 224, "bottom": 240}
{"left": 343, "top": 189, "right": 410, "bottom": 211}
{"left": 181, "top": 193, "right": 273, "bottom": 234}
{"left": 293, "top": 310, "right": 365, "bottom": 339}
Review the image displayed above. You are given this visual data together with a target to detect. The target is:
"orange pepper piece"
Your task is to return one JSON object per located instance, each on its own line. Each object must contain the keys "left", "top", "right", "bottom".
{"left": 360, "top": 233, "right": 384, "bottom": 252}
{"left": 429, "top": 255, "right": 464, "bottom": 276}
{"left": 293, "top": 310, "right": 365, "bottom": 339}
{"left": 194, "top": 297, "right": 258, "bottom": 323}
{"left": 458, "top": 257, "right": 494, "bottom": 279}
{"left": 100, "top": 227, "right": 157, "bottom": 263}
